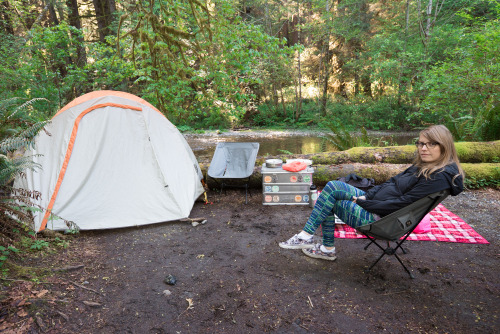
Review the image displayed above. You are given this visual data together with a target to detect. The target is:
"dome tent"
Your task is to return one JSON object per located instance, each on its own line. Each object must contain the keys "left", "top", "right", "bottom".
{"left": 14, "top": 91, "right": 204, "bottom": 231}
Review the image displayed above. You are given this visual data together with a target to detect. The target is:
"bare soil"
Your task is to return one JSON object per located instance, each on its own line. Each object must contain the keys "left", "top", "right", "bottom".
{"left": 1, "top": 188, "right": 499, "bottom": 333}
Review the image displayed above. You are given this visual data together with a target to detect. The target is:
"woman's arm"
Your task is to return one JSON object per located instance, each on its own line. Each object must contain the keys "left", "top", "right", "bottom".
{"left": 356, "top": 174, "right": 451, "bottom": 216}
{"left": 363, "top": 166, "right": 414, "bottom": 199}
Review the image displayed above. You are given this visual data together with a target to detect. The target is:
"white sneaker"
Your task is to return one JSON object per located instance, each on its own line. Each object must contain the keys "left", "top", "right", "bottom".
{"left": 302, "top": 244, "right": 337, "bottom": 261}
{"left": 279, "top": 234, "right": 315, "bottom": 249}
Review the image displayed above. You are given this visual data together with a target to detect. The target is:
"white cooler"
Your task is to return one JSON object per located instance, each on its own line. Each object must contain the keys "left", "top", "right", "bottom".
{"left": 261, "top": 164, "right": 314, "bottom": 205}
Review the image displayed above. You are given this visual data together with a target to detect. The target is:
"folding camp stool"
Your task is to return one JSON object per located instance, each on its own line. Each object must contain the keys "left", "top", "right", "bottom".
{"left": 356, "top": 190, "right": 450, "bottom": 278}
{"left": 207, "top": 142, "right": 260, "bottom": 204}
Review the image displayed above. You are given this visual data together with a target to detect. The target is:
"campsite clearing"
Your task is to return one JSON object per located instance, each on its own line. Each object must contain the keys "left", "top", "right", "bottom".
{"left": 1, "top": 188, "right": 499, "bottom": 333}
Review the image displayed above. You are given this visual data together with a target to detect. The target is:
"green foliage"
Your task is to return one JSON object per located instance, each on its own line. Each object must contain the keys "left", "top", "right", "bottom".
{"left": 277, "top": 149, "right": 294, "bottom": 155}
{"left": 29, "top": 239, "right": 49, "bottom": 251}
{"left": 84, "top": 37, "right": 136, "bottom": 92}
{"left": 419, "top": 16, "right": 500, "bottom": 141}
{"left": 0, "top": 246, "right": 19, "bottom": 275}
{"left": 465, "top": 175, "right": 500, "bottom": 189}
{"left": 117, "top": 0, "right": 296, "bottom": 128}
{"left": 1, "top": 0, "right": 498, "bottom": 134}
{"left": 0, "top": 98, "right": 48, "bottom": 188}
{"left": 321, "top": 122, "right": 371, "bottom": 151}
{"left": 0, "top": 97, "right": 55, "bottom": 276}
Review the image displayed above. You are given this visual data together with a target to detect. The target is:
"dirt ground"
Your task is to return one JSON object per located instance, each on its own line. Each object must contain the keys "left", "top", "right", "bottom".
{"left": 1, "top": 188, "right": 499, "bottom": 334}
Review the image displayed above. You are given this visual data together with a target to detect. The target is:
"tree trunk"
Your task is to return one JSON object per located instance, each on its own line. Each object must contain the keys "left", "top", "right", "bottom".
{"left": 295, "top": 3, "right": 302, "bottom": 121}
{"left": 424, "top": 0, "right": 433, "bottom": 44}
{"left": 279, "top": 85, "right": 287, "bottom": 117}
{"left": 320, "top": 47, "right": 330, "bottom": 115}
{"left": 66, "top": 0, "right": 87, "bottom": 68}
{"left": 48, "top": 2, "right": 59, "bottom": 26}
{"left": 0, "top": 1, "right": 14, "bottom": 34}
{"left": 397, "top": 0, "right": 411, "bottom": 105}
{"left": 92, "top": 0, "right": 116, "bottom": 42}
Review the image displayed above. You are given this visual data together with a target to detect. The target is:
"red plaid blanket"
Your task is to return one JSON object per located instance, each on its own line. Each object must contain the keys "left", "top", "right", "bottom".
{"left": 334, "top": 204, "right": 489, "bottom": 244}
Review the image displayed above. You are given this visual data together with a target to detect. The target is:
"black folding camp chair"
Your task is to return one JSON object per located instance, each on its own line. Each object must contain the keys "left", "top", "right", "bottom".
{"left": 207, "top": 142, "right": 260, "bottom": 204}
{"left": 356, "top": 190, "right": 450, "bottom": 279}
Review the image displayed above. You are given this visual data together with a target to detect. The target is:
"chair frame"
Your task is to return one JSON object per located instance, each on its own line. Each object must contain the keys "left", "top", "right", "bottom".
{"left": 210, "top": 176, "right": 252, "bottom": 204}
{"left": 356, "top": 190, "right": 450, "bottom": 279}
{"left": 207, "top": 142, "right": 259, "bottom": 204}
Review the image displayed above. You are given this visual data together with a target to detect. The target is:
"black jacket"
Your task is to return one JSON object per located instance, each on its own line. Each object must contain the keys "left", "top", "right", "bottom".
{"left": 357, "top": 163, "right": 463, "bottom": 217}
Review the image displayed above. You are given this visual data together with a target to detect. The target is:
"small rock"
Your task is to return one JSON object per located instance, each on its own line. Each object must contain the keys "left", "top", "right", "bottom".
{"left": 163, "top": 290, "right": 172, "bottom": 296}
{"left": 164, "top": 274, "right": 177, "bottom": 285}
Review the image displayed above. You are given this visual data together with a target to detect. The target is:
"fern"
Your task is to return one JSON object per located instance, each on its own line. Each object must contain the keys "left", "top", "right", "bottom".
{"left": 320, "top": 122, "right": 372, "bottom": 151}
{"left": 0, "top": 121, "right": 48, "bottom": 153}
{"left": 0, "top": 97, "right": 48, "bottom": 141}
{"left": 0, "top": 155, "right": 41, "bottom": 186}
{"left": 0, "top": 97, "right": 49, "bottom": 243}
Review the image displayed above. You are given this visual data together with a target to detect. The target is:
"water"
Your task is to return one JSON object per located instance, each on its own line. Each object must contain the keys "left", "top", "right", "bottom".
{"left": 184, "top": 130, "right": 419, "bottom": 162}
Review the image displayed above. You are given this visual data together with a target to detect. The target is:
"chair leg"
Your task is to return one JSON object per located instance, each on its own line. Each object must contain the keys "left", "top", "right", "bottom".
{"left": 364, "top": 239, "right": 375, "bottom": 250}
{"left": 393, "top": 253, "right": 415, "bottom": 279}
{"left": 363, "top": 238, "right": 415, "bottom": 279}
{"left": 364, "top": 251, "right": 386, "bottom": 273}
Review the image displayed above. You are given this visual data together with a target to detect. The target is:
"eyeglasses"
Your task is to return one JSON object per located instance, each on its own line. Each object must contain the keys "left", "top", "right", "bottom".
{"left": 415, "top": 141, "right": 439, "bottom": 149}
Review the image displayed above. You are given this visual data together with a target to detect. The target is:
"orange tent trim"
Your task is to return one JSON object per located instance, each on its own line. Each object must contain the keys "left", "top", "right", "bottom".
{"left": 39, "top": 103, "right": 142, "bottom": 231}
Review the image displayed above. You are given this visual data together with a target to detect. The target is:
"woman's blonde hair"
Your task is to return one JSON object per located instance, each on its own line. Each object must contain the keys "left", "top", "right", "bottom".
{"left": 413, "top": 124, "right": 465, "bottom": 182}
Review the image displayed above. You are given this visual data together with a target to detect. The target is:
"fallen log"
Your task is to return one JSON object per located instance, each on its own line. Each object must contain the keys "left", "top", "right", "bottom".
{"left": 201, "top": 163, "right": 500, "bottom": 189}
{"left": 253, "top": 140, "right": 500, "bottom": 165}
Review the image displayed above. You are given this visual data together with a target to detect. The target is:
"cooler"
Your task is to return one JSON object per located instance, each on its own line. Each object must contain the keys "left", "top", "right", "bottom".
{"left": 262, "top": 164, "right": 314, "bottom": 205}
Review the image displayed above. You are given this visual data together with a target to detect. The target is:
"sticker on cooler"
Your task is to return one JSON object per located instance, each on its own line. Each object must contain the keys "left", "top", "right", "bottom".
{"left": 264, "top": 185, "right": 272, "bottom": 192}
{"left": 273, "top": 195, "right": 280, "bottom": 202}
{"left": 265, "top": 195, "right": 272, "bottom": 202}
{"left": 272, "top": 185, "right": 279, "bottom": 192}
{"left": 264, "top": 175, "right": 272, "bottom": 183}
{"left": 290, "top": 175, "right": 298, "bottom": 183}
{"left": 294, "top": 195, "right": 302, "bottom": 202}
{"left": 303, "top": 175, "right": 311, "bottom": 183}
{"left": 303, "top": 195, "right": 309, "bottom": 202}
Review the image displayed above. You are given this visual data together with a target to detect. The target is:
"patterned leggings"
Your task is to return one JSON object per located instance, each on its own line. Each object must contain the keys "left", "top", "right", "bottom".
{"left": 303, "top": 180, "right": 377, "bottom": 247}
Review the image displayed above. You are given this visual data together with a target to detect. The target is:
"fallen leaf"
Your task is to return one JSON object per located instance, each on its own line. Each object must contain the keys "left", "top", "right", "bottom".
{"left": 186, "top": 298, "right": 194, "bottom": 310}
{"left": 36, "top": 290, "right": 49, "bottom": 298}
{"left": 17, "top": 309, "right": 28, "bottom": 317}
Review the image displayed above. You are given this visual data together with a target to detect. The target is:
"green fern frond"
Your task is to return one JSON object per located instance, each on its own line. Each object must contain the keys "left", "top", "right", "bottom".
{"left": 0, "top": 121, "right": 48, "bottom": 153}
{"left": 0, "top": 97, "right": 24, "bottom": 111}
{"left": 320, "top": 122, "right": 372, "bottom": 151}
{"left": 0, "top": 155, "right": 41, "bottom": 186}
{"left": 9, "top": 98, "right": 49, "bottom": 120}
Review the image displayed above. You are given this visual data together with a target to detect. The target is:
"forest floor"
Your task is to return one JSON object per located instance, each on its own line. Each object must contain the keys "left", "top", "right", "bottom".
{"left": 1, "top": 188, "right": 499, "bottom": 334}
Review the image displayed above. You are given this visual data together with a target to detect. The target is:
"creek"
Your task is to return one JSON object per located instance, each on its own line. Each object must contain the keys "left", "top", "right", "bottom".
{"left": 184, "top": 129, "right": 419, "bottom": 163}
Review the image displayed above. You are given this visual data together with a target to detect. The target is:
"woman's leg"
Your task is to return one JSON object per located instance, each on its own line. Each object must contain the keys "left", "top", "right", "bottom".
{"left": 320, "top": 200, "right": 376, "bottom": 247}
{"left": 279, "top": 180, "right": 369, "bottom": 251}
{"left": 302, "top": 180, "right": 365, "bottom": 236}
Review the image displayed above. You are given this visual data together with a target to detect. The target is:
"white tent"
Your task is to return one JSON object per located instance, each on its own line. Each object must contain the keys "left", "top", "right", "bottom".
{"left": 14, "top": 91, "right": 204, "bottom": 231}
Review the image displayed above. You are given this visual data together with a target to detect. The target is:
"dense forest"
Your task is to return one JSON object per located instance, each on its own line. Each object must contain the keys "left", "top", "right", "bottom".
{"left": 0, "top": 0, "right": 499, "bottom": 140}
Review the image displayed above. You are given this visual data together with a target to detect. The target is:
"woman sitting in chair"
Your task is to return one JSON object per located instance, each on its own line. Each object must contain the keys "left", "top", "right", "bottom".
{"left": 279, "top": 124, "right": 464, "bottom": 261}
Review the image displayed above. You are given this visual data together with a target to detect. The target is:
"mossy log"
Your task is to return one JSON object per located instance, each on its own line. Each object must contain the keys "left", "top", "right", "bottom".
{"left": 201, "top": 162, "right": 500, "bottom": 189}
{"left": 254, "top": 140, "right": 500, "bottom": 165}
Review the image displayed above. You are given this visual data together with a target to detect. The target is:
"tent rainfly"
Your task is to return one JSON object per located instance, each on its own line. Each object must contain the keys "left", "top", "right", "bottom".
{"left": 14, "top": 91, "right": 204, "bottom": 231}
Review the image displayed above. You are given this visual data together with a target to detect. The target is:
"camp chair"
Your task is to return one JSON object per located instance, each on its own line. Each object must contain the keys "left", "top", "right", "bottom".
{"left": 356, "top": 190, "right": 450, "bottom": 279}
{"left": 207, "top": 142, "right": 260, "bottom": 204}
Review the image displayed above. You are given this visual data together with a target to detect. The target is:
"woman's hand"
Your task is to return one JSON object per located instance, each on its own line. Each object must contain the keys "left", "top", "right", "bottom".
{"left": 352, "top": 196, "right": 366, "bottom": 203}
